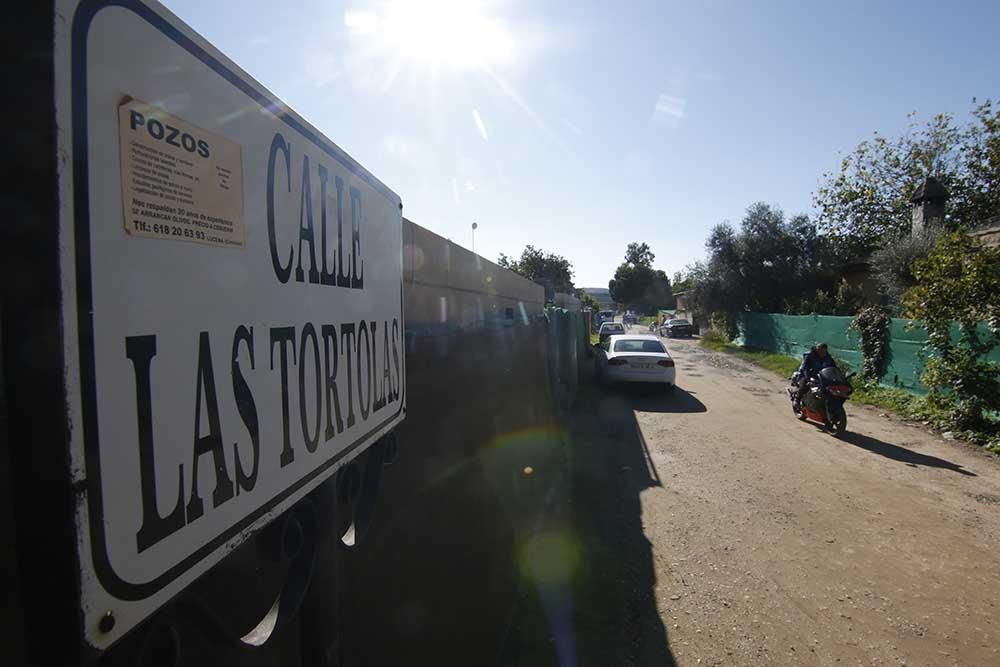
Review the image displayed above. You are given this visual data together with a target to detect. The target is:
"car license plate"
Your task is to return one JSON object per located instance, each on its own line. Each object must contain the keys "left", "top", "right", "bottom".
{"left": 632, "top": 363, "right": 653, "bottom": 369}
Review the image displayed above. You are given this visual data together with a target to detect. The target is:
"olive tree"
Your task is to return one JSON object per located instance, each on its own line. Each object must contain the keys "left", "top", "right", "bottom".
{"left": 814, "top": 100, "right": 1000, "bottom": 257}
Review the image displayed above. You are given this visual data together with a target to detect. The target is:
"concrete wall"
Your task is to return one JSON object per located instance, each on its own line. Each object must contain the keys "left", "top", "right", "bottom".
{"left": 404, "top": 218, "right": 545, "bottom": 329}
{"left": 331, "top": 220, "right": 560, "bottom": 664}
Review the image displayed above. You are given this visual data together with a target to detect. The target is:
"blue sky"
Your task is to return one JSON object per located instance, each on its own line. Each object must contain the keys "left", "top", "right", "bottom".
{"left": 163, "top": 0, "right": 999, "bottom": 287}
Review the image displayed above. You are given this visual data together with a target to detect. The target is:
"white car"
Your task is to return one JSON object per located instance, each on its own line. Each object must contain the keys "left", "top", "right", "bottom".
{"left": 595, "top": 334, "right": 677, "bottom": 391}
{"left": 597, "top": 321, "right": 626, "bottom": 342}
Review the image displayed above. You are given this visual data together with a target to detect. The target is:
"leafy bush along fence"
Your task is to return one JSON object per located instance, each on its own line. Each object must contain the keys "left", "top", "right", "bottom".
{"left": 848, "top": 306, "right": 892, "bottom": 381}
{"left": 737, "top": 312, "right": 1000, "bottom": 394}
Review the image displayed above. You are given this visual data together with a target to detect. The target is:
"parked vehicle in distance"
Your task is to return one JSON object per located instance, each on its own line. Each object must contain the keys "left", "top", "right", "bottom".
{"left": 594, "top": 335, "right": 676, "bottom": 391}
{"left": 597, "top": 321, "right": 626, "bottom": 342}
{"left": 660, "top": 318, "right": 694, "bottom": 338}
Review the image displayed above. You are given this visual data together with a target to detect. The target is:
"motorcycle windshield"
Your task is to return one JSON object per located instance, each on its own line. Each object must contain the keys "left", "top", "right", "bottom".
{"left": 819, "top": 366, "right": 846, "bottom": 383}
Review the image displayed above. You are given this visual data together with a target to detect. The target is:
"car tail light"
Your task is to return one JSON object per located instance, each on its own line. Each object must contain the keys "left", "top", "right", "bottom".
{"left": 608, "top": 358, "right": 628, "bottom": 366}
{"left": 657, "top": 359, "right": 674, "bottom": 367}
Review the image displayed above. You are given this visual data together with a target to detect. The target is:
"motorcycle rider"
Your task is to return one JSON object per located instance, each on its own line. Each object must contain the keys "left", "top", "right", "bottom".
{"left": 794, "top": 342, "right": 835, "bottom": 408}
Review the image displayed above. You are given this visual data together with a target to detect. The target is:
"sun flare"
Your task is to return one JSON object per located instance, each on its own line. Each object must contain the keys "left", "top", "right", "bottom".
{"left": 345, "top": 0, "right": 516, "bottom": 73}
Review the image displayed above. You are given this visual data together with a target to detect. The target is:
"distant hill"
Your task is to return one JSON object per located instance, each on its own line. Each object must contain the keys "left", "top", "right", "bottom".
{"left": 580, "top": 287, "right": 613, "bottom": 309}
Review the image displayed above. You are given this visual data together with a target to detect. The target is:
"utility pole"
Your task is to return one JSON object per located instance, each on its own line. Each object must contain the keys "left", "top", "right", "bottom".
{"left": 471, "top": 222, "right": 478, "bottom": 253}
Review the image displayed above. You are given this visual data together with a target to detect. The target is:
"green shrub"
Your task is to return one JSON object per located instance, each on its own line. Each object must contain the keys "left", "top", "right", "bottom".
{"left": 707, "top": 313, "right": 740, "bottom": 341}
{"left": 849, "top": 306, "right": 892, "bottom": 381}
{"left": 699, "top": 328, "right": 729, "bottom": 347}
{"left": 903, "top": 231, "right": 1000, "bottom": 435}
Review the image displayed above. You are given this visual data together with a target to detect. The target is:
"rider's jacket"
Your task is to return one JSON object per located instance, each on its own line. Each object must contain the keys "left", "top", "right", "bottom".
{"left": 799, "top": 349, "right": 835, "bottom": 378}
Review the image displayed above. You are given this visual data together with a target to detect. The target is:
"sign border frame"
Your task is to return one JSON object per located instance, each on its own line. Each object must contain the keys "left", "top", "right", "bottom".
{"left": 71, "top": 0, "right": 406, "bottom": 602}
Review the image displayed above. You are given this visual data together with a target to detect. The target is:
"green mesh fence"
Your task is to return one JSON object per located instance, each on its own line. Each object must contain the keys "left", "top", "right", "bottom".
{"left": 738, "top": 313, "right": 1000, "bottom": 394}
{"left": 882, "top": 318, "right": 927, "bottom": 392}
{"left": 738, "top": 313, "right": 862, "bottom": 377}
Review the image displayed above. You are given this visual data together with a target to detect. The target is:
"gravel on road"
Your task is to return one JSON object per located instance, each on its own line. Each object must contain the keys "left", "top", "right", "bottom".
{"left": 505, "top": 331, "right": 1000, "bottom": 666}
{"left": 626, "top": 335, "right": 1000, "bottom": 666}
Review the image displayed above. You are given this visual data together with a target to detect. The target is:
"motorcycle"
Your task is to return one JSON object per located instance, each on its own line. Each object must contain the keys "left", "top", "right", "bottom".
{"left": 786, "top": 365, "right": 854, "bottom": 435}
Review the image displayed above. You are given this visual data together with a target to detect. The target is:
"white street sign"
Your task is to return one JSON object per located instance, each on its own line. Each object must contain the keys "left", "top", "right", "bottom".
{"left": 55, "top": 0, "right": 405, "bottom": 647}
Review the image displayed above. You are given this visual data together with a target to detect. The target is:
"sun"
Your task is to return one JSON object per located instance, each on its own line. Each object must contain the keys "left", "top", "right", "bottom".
{"left": 345, "top": 0, "right": 516, "bottom": 73}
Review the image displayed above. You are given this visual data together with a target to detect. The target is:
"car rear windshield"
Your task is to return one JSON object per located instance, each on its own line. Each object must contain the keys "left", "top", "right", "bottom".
{"left": 669, "top": 320, "right": 690, "bottom": 325}
{"left": 603, "top": 324, "right": 623, "bottom": 331}
{"left": 614, "top": 339, "right": 666, "bottom": 353}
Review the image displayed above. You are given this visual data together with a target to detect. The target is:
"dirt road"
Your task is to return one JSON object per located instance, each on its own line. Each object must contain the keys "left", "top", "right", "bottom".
{"left": 618, "top": 333, "right": 1000, "bottom": 666}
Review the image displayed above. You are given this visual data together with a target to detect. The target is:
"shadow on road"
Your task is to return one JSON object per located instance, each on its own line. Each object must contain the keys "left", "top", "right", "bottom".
{"left": 839, "top": 431, "right": 977, "bottom": 477}
{"left": 502, "top": 369, "right": 677, "bottom": 666}
{"left": 623, "top": 385, "right": 707, "bottom": 414}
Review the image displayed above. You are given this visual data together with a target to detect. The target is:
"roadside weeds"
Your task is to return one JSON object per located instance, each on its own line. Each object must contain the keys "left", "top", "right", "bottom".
{"left": 699, "top": 338, "right": 799, "bottom": 377}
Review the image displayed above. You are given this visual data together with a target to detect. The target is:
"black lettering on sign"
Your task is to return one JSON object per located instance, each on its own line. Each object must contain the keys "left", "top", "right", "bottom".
{"left": 350, "top": 187, "right": 364, "bottom": 289}
{"left": 264, "top": 132, "right": 369, "bottom": 292}
{"left": 232, "top": 325, "right": 260, "bottom": 494}
{"left": 392, "top": 318, "right": 401, "bottom": 402}
{"left": 186, "top": 332, "right": 235, "bottom": 523}
{"left": 372, "top": 320, "right": 386, "bottom": 413}
{"left": 129, "top": 109, "right": 145, "bottom": 131}
{"left": 378, "top": 319, "right": 391, "bottom": 410}
{"left": 123, "top": 318, "right": 397, "bottom": 555}
{"left": 147, "top": 118, "right": 165, "bottom": 140}
{"left": 267, "top": 133, "right": 292, "bottom": 284}
{"left": 128, "top": 335, "right": 186, "bottom": 553}
{"left": 128, "top": 107, "right": 212, "bottom": 157}
{"left": 336, "top": 175, "right": 351, "bottom": 288}
{"left": 270, "top": 326, "right": 297, "bottom": 466}
{"left": 357, "top": 321, "right": 371, "bottom": 420}
{"left": 165, "top": 124, "right": 181, "bottom": 148}
{"left": 295, "top": 156, "right": 319, "bottom": 284}
{"left": 299, "top": 323, "right": 322, "bottom": 453}
{"left": 340, "top": 324, "right": 357, "bottom": 428}
{"left": 318, "top": 165, "right": 336, "bottom": 287}
{"left": 321, "top": 324, "right": 344, "bottom": 440}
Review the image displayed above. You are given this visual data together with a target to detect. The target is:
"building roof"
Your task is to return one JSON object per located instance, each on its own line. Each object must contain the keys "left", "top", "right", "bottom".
{"left": 909, "top": 176, "right": 949, "bottom": 204}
